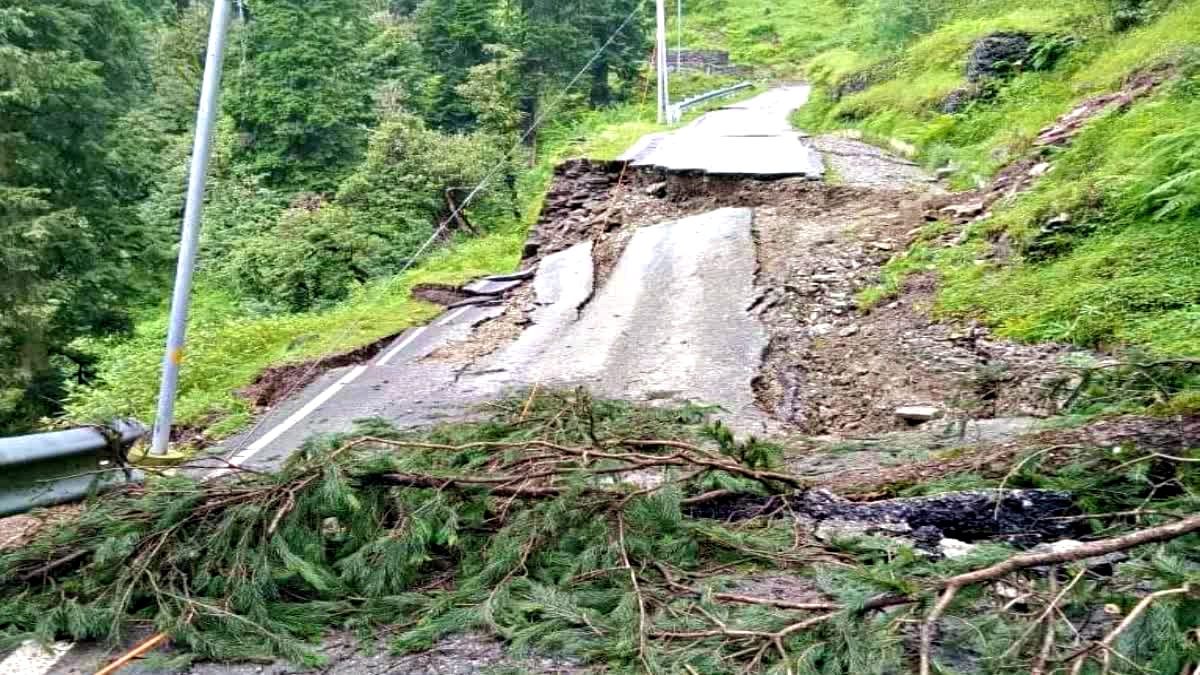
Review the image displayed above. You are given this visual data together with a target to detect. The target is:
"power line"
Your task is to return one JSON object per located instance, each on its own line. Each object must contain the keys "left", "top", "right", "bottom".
{"left": 212, "top": 0, "right": 651, "bottom": 465}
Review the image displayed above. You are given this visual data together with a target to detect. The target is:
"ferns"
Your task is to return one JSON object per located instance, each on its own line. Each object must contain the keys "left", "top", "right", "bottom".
{"left": 1129, "top": 124, "right": 1200, "bottom": 219}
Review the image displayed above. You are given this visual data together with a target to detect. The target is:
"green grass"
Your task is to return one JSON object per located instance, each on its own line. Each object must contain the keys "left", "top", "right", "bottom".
{"left": 66, "top": 226, "right": 523, "bottom": 435}
{"left": 934, "top": 93, "right": 1200, "bottom": 356}
{"left": 67, "top": 97, "right": 667, "bottom": 436}
{"left": 678, "top": 0, "right": 848, "bottom": 68}
{"left": 783, "top": 0, "right": 1200, "bottom": 363}
{"left": 1073, "top": 0, "right": 1200, "bottom": 90}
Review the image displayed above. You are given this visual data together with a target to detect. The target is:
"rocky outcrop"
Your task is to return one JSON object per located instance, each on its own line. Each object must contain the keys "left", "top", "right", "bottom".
{"left": 967, "top": 33, "right": 1032, "bottom": 81}
{"left": 939, "top": 83, "right": 984, "bottom": 113}
{"left": 831, "top": 72, "right": 871, "bottom": 101}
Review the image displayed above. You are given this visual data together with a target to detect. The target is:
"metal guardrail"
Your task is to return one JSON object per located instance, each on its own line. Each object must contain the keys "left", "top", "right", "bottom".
{"left": 667, "top": 80, "right": 754, "bottom": 123}
{"left": 0, "top": 421, "right": 147, "bottom": 517}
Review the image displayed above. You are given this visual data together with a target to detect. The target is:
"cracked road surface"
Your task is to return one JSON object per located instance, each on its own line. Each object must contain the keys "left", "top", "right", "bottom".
{"left": 6, "top": 85, "right": 819, "bottom": 675}
{"left": 463, "top": 209, "right": 767, "bottom": 428}
{"left": 621, "top": 85, "right": 823, "bottom": 178}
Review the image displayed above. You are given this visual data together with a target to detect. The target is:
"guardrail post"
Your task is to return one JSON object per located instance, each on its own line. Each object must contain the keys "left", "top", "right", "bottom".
{"left": 0, "top": 421, "right": 147, "bottom": 517}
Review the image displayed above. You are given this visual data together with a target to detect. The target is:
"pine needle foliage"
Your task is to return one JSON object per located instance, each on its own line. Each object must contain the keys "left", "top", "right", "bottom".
{"left": 3, "top": 391, "right": 1199, "bottom": 673}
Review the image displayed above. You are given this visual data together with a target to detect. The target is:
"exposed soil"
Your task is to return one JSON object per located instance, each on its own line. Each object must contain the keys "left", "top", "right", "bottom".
{"left": 411, "top": 283, "right": 476, "bottom": 306}
{"left": 426, "top": 285, "right": 533, "bottom": 365}
{"left": 430, "top": 140, "right": 1088, "bottom": 440}
{"left": 239, "top": 332, "right": 400, "bottom": 411}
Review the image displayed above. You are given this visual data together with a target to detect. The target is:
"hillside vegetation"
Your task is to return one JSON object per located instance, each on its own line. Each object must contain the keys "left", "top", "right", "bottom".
{"left": 824, "top": 1, "right": 1198, "bottom": 364}
{"left": 705, "top": 0, "right": 1200, "bottom": 367}
{"left": 2, "top": 0, "right": 718, "bottom": 436}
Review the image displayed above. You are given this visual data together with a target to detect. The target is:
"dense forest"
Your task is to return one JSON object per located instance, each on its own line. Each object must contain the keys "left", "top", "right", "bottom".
{"left": 0, "top": 0, "right": 648, "bottom": 434}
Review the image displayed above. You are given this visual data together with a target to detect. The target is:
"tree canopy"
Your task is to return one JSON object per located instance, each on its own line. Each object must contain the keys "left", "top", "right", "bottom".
{"left": 0, "top": 0, "right": 652, "bottom": 433}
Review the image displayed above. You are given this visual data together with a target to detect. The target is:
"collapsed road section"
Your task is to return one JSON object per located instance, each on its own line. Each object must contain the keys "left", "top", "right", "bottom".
{"left": 460, "top": 208, "right": 768, "bottom": 430}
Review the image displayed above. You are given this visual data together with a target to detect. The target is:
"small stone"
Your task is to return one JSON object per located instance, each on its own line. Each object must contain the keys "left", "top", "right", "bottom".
{"left": 1046, "top": 212, "right": 1071, "bottom": 227}
{"left": 936, "top": 165, "right": 957, "bottom": 179}
{"left": 941, "top": 201, "right": 985, "bottom": 218}
{"left": 870, "top": 241, "right": 895, "bottom": 251}
{"left": 1031, "top": 539, "right": 1128, "bottom": 568}
{"left": 895, "top": 405, "right": 943, "bottom": 423}
{"left": 939, "top": 538, "right": 977, "bottom": 560}
{"left": 810, "top": 323, "right": 834, "bottom": 336}
{"left": 644, "top": 181, "right": 668, "bottom": 197}
{"left": 837, "top": 325, "right": 860, "bottom": 338}
{"left": 1029, "top": 162, "right": 1053, "bottom": 177}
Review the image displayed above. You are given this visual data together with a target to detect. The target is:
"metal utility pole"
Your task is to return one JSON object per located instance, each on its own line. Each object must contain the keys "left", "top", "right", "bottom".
{"left": 677, "top": 0, "right": 682, "bottom": 73}
{"left": 655, "top": 0, "right": 669, "bottom": 123}
{"left": 150, "top": 0, "right": 233, "bottom": 455}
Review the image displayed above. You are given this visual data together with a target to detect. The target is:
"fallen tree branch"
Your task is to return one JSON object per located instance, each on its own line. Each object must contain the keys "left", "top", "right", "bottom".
{"left": 919, "top": 585, "right": 959, "bottom": 675}
{"left": 925, "top": 514, "right": 1200, "bottom": 594}
{"left": 1069, "top": 585, "right": 1192, "bottom": 675}
{"left": 618, "top": 513, "right": 652, "bottom": 674}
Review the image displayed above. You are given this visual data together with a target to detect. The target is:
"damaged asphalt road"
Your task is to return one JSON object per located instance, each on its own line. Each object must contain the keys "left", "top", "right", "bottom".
{"left": 215, "top": 87, "right": 828, "bottom": 474}
{"left": 17, "top": 86, "right": 1099, "bottom": 675}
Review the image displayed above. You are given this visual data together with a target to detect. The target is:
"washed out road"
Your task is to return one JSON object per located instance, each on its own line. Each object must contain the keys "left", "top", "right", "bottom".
{"left": 2, "top": 86, "right": 825, "bottom": 675}
{"left": 210, "top": 86, "right": 823, "bottom": 474}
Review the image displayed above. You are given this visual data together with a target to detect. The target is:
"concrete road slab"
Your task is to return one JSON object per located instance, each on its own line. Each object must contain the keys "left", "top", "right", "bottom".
{"left": 206, "top": 303, "right": 505, "bottom": 474}
{"left": 626, "top": 85, "right": 823, "bottom": 179}
{"left": 463, "top": 209, "right": 768, "bottom": 429}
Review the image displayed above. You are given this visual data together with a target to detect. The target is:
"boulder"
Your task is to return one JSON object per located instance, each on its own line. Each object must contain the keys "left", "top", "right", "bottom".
{"left": 967, "top": 33, "right": 1032, "bottom": 82}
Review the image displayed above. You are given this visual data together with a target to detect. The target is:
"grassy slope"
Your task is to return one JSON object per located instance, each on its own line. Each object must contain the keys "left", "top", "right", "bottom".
{"left": 778, "top": 0, "right": 1200, "bottom": 361}
{"left": 678, "top": 0, "right": 848, "bottom": 68}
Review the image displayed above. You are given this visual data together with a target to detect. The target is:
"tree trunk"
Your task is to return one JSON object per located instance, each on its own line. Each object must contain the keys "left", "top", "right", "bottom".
{"left": 589, "top": 56, "right": 611, "bottom": 107}
{"left": 17, "top": 323, "right": 50, "bottom": 380}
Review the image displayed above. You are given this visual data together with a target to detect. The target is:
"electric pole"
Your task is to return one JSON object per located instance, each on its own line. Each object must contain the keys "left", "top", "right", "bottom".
{"left": 655, "top": 0, "right": 669, "bottom": 123}
{"left": 677, "top": 0, "right": 682, "bottom": 73}
{"left": 150, "top": 0, "right": 233, "bottom": 455}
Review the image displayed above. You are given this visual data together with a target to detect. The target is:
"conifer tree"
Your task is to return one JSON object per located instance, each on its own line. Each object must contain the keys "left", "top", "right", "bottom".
{"left": 0, "top": 0, "right": 155, "bottom": 431}
{"left": 224, "top": 0, "right": 376, "bottom": 190}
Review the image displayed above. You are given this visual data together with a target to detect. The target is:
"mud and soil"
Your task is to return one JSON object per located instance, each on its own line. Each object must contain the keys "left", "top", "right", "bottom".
{"left": 437, "top": 152, "right": 1085, "bottom": 438}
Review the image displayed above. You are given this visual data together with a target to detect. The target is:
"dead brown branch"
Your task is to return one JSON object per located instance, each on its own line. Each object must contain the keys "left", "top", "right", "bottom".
{"left": 1030, "top": 570, "right": 1060, "bottom": 675}
{"left": 919, "top": 585, "right": 959, "bottom": 675}
{"left": 618, "top": 513, "right": 652, "bottom": 674}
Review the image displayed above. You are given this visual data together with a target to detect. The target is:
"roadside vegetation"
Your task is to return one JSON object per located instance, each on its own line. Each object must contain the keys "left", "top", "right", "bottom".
{"left": 1, "top": 0, "right": 742, "bottom": 437}
{"left": 5, "top": 392, "right": 1199, "bottom": 673}
{"left": 742, "top": 0, "right": 1200, "bottom": 403}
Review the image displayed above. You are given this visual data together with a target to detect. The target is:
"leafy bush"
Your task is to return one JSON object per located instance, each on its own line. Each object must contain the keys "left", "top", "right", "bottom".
{"left": 861, "top": 0, "right": 951, "bottom": 48}
{"left": 208, "top": 113, "right": 515, "bottom": 313}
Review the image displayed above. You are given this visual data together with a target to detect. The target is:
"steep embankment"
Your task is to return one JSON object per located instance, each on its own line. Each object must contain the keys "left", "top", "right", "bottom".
{"left": 779, "top": 0, "right": 1200, "bottom": 415}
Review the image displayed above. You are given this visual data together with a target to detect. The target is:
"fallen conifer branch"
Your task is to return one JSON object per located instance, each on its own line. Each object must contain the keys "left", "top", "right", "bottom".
{"left": 2, "top": 391, "right": 1198, "bottom": 673}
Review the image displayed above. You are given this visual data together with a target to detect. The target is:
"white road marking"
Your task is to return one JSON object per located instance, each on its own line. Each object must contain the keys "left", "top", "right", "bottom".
{"left": 0, "top": 641, "right": 71, "bottom": 675}
{"left": 436, "top": 305, "right": 471, "bottom": 327}
{"left": 375, "top": 326, "right": 427, "bottom": 367}
{"left": 207, "top": 365, "right": 368, "bottom": 479}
